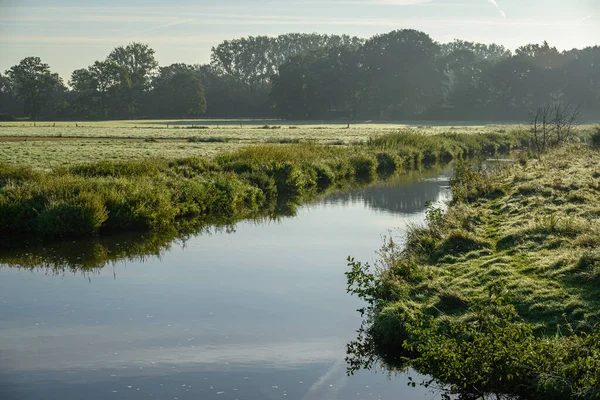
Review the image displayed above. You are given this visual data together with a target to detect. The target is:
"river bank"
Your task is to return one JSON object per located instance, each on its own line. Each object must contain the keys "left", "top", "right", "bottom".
{"left": 0, "top": 130, "right": 520, "bottom": 239}
{"left": 0, "top": 170, "right": 453, "bottom": 400}
{"left": 346, "top": 144, "right": 600, "bottom": 398}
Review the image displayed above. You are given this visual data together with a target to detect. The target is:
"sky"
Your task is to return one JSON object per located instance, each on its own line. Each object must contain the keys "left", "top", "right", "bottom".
{"left": 0, "top": 0, "right": 598, "bottom": 82}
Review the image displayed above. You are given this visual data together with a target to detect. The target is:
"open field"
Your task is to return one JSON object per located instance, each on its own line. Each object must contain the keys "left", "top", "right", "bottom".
{"left": 0, "top": 139, "right": 240, "bottom": 169}
{"left": 0, "top": 120, "right": 520, "bottom": 141}
{"left": 1, "top": 120, "right": 596, "bottom": 169}
{"left": 0, "top": 120, "right": 532, "bottom": 169}
{"left": 347, "top": 144, "right": 600, "bottom": 397}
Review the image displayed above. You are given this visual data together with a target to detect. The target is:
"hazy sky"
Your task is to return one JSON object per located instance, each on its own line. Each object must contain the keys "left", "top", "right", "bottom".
{"left": 1, "top": 0, "right": 598, "bottom": 82}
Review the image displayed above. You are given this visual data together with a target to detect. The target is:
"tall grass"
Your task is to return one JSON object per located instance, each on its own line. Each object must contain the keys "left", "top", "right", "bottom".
{"left": 0, "top": 131, "right": 519, "bottom": 238}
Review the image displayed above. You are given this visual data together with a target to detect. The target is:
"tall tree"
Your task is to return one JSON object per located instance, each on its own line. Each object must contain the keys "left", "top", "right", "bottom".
{"left": 149, "top": 64, "right": 207, "bottom": 118}
{"left": 107, "top": 43, "right": 158, "bottom": 117}
{"left": 360, "top": 29, "right": 444, "bottom": 118}
{"left": 211, "top": 33, "right": 363, "bottom": 91}
{"left": 69, "top": 60, "right": 130, "bottom": 119}
{"left": 562, "top": 46, "right": 600, "bottom": 117}
{"left": 5, "top": 57, "right": 63, "bottom": 120}
{"left": 270, "top": 46, "right": 361, "bottom": 119}
{"left": 440, "top": 41, "right": 511, "bottom": 118}
{"left": 0, "top": 73, "right": 23, "bottom": 117}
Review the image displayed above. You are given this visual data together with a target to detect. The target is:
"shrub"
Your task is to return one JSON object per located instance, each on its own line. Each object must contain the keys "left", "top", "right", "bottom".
{"left": 375, "top": 152, "right": 400, "bottom": 175}
{"left": 404, "top": 225, "right": 440, "bottom": 260}
{"left": 242, "top": 171, "right": 277, "bottom": 201}
{"left": 168, "top": 157, "right": 220, "bottom": 178}
{"left": 102, "top": 180, "right": 177, "bottom": 230}
{"left": 350, "top": 154, "right": 377, "bottom": 183}
{"left": 37, "top": 193, "right": 108, "bottom": 237}
{"left": 206, "top": 175, "right": 253, "bottom": 216}
{"left": 313, "top": 164, "right": 336, "bottom": 189}
{"left": 170, "top": 179, "right": 211, "bottom": 217}
{"left": 0, "top": 191, "right": 44, "bottom": 233}
{"left": 265, "top": 162, "right": 305, "bottom": 198}
{"left": 451, "top": 161, "right": 505, "bottom": 202}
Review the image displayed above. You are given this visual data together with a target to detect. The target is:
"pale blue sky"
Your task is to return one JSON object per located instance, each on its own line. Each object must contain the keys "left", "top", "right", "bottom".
{"left": 1, "top": 0, "right": 598, "bottom": 81}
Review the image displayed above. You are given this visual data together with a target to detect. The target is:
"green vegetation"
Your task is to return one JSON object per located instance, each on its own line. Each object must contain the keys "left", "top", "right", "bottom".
{"left": 0, "top": 123, "right": 534, "bottom": 169}
{"left": 346, "top": 144, "right": 600, "bottom": 398}
{"left": 2, "top": 33, "right": 599, "bottom": 122}
{"left": 0, "top": 130, "right": 522, "bottom": 239}
{"left": 0, "top": 166, "right": 448, "bottom": 273}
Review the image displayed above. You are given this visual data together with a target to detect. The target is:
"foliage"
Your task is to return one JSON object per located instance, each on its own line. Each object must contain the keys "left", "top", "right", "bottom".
{"left": 346, "top": 144, "right": 600, "bottom": 398}
{"left": 149, "top": 64, "right": 207, "bottom": 118}
{"left": 69, "top": 60, "right": 130, "bottom": 119}
{"left": 4, "top": 57, "right": 65, "bottom": 120}
{"left": 0, "top": 130, "right": 514, "bottom": 238}
{"left": 2, "top": 32, "right": 600, "bottom": 121}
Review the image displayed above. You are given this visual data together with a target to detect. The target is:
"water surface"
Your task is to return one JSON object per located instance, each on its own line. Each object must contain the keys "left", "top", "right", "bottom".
{"left": 0, "top": 171, "right": 450, "bottom": 400}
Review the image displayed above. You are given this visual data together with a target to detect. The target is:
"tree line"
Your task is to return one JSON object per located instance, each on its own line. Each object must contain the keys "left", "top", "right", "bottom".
{"left": 1, "top": 30, "right": 599, "bottom": 121}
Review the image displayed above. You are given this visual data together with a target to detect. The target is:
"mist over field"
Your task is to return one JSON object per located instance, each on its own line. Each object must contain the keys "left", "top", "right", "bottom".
{"left": 1, "top": 31, "right": 599, "bottom": 123}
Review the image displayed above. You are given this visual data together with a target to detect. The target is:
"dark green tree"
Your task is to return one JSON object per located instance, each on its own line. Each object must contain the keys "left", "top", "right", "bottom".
{"left": 107, "top": 42, "right": 158, "bottom": 117}
{"left": 5, "top": 57, "right": 63, "bottom": 120}
{"left": 0, "top": 73, "right": 23, "bottom": 117}
{"left": 561, "top": 46, "right": 600, "bottom": 118}
{"left": 69, "top": 60, "right": 131, "bottom": 119}
{"left": 149, "top": 64, "right": 207, "bottom": 117}
{"left": 270, "top": 46, "right": 361, "bottom": 119}
{"left": 360, "top": 30, "right": 445, "bottom": 119}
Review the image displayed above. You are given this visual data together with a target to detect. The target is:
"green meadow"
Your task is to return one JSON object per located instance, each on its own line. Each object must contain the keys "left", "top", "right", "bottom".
{"left": 0, "top": 121, "right": 525, "bottom": 169}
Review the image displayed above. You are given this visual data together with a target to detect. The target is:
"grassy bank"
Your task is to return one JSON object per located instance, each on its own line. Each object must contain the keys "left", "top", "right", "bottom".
{"left": 346, "top": 144, "right": 600, "bottom": 398}
{"left": 0, "top": 131, "right": 521, "bottom": 239}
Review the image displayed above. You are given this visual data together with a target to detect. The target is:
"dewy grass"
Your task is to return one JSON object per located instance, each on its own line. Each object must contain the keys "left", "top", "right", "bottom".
{"left": 0, "top": 123, "right": 537, "bottom": 169}
{"left": 0, "top": 131, "right": 517, "bottom": 239}
{"left": 346, "top": 144, "right": 600, "bottom": 398}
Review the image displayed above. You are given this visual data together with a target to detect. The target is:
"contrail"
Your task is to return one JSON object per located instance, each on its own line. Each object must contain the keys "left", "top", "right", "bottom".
{"left": 580, "top": 14, "right": 593, "bottom": 23}
{"left": 488, "top": 0, "right": 506, "bottom": 18}
{"left": 129, "top": 19, "right": 192, "bottom": 35}
{"left": 301, "top": 359, "right": 347, "bottom": 400}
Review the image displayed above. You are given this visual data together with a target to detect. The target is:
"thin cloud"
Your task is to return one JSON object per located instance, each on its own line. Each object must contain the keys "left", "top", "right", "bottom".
{"left": 488, "top": 0, "right": 506, "bottom": 18}
{"left": 579, "top": 14, "right": 593, "bottom": 23}
{"left": 129, "top": 18, "right": 193, "bottom": 35}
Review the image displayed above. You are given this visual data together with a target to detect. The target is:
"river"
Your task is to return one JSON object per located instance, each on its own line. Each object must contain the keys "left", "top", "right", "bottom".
{"left": 0, "top": 170, "right": 450, "bottom": 400}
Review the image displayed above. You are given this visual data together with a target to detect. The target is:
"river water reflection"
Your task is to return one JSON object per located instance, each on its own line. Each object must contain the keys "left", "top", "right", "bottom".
{"left": 0, "top": 170, "right": 450, "bottom": 400}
